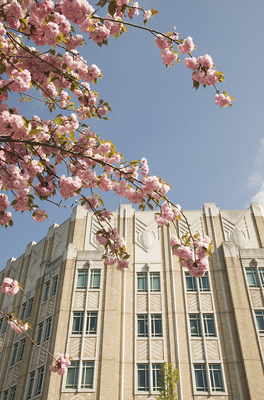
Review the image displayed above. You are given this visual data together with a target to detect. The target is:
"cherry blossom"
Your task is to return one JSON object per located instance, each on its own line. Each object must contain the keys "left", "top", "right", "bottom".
{"left": 0, "top": 278, "right": 20, "bottom": 295}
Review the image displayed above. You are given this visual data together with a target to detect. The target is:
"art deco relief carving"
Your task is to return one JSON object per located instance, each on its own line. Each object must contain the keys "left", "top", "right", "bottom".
{"left": 221, "top": 214, "right": 250, "bottom": 249}
{"left": 135, "top": 217, "right": 159, "bottom": 252}
{"left": 90, "top": 214, "right": 117, "bottom": 250}
{"left": 179, "top": 216, "right": 204, "bottom": 238}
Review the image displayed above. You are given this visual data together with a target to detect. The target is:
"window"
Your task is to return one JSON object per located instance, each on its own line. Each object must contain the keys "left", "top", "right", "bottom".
{"left": 209, "top": 364, "right": 224, "bottom": 391}
{"left": 86, "top": 312, "right": 97, "bottom": 334}
{"left": 137, "top": 273, "right": 147, "bottom": 292}
{"left": 20, "top": 302, "right": 27, "bottom": 320}
{"left": 138, "top": 364, "right": 149, "bottom": 391}
{"left": 77, "top": 270, "right": 88, "bottom": 289}
{"left": 2, "top": 318, "right": 7, "bottom": 334}
{"left": 44, "top": 317, "right": 52, "bottom": 341}
{"left": 66, "top": 361, "right": 79, "bottom": 389}
{"left": 203, "top": 314, "right": 216, "bottom": 337}
{"left": 198, "top": 272, "right": 210, "bottom": 291}
{"left": 10, "top": 343, "right": 18, "bottom": 366}
{"left": 259, "top": 269, "right": 264, "bottom": 285}
{"left": 36, "top": 322, "right": 44, "bottom": 345}
{"left": 17, "top": 338, "right": 26, "bottom": 362}
{"left": 189, "top": 314, "right": 201, "bottom": 337}
{"left": 27, "top": 372, "right": 35, "bottom": 399}
{"left": 9, "top": 386, "right": 16, "bottom": 400}
{"left": 35, "top": 367, "right": 44, "bottom": 396}
{"left": 81, "top": 362, "right": 94, "bottom": 388}
{"left": 43, "top": 281, "right": 50, "bottom": 301}
{"left": 3, "top": 390, "right": 8, "bottom": 400}
{"left": 90, "top": 270, "right": 100, "bottom": 289}
{"left": 72, "top": 312, "right": 84, "bottom": 334}
{"left": 26, "top": 298, "right": 34, "bottom": 319}
{"left": 138, "top": 315, "right": 148, "bottom": 337}
{"left": 152, "top": 364, "right": 162, "bottom": 391}
{"left": 151, "top": 315, "right": 162, "bottom": 337}
{"left": 194, "top": 364, "right": 208, "bottom": 392}
{"left": 186, "top": 273, "right": 197, "bottom": 291}
{"left": 51, "top": 276, "right": 58, "bottom": 296}
{"left": 150, "top": 273, "right": 160, "bottom": 292}
{"left": 246, "top": 268, "right": 258, "bottom": 287}
{"left": 255, "top": 311, "right": 264, "bottom": 333}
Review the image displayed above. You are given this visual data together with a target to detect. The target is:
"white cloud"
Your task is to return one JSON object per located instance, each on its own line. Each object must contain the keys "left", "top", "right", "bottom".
{"left": 247, "top": 172, "right": 262, "bottom": 187}
{"left": 252, "top": 183, "right": 264, "bottom": 206}
{"left": 255, "top": 139, "right": 264, "bottom": 165}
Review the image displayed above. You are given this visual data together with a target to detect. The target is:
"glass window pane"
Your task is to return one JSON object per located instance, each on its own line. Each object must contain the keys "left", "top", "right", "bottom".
{"left": 72, "top": 312, "right": 84, "bottom": 334}
{"left": 194, "top": 364, "right": 208, "bottom": 392}
{"left": 11, "top": 343, "right": 18, "bottom": 365}
{"left": 138, "top": 365, "right": 149, "bottom": 391}
{"left": 151, "top": 315, "right": 162, "bottom": 337}
{"left": 150, "top": 273, "right": 160, "bottom": 292}
{"left": 77, "top": 270, "right": 88, "bottom": 289}
{"left": 138, "top": 315, "right": 148, "bottom": 337}
{"left": 26, "top": 298, "right": 33, "bottom": 318}
{"left": 186, "top": 273, "right": 196, "bottom": 291}
{"left": 27, "top": 372, "right": 35, "bottom": 399}
{"left": 17, "top": 338, "right": 26, "bottom": 362}
{"left": 10, "top": 386, "right": 16, "bottom": 400}
{"left": 66, "top": 362, "right": 79, "bottom": 389}
{"left": 43, "top": 281, "right": 50, "bottom": 301}
{"left": 203, "top": 314, "right": 216, "bottom": 337}
{"left": 86, "top": 312, "right": 97, "bottom": 334}
{"left": 81, "top": 362, "right": 94, "bottom": 388}
{"left": 51, "top": 276, "right": 58, "bottom": 296}
{"left": 189, "top": 315, "right": 201, "bottom": 337}
{"left": 21, "top": 303, "right": 27, "bottom": 320}
{"left": 246, "top": 269, "right": 258, "bottom": 287}
{"left": 255, "top": 311, "right": 264, "bottom": 333}
{"left": 209, "top": 364, "right": 224, "bottom": 392}
{"left": 90, "top": 270, "right": 100, "bottom": 289}
{"left": 137, "top": 273, "right": 147, "bottom": 292}
{"left": 152, "top": 364, "right": 161, "bottom": 391}
{"left": 199, "top": 273, "right": 210, "bottom": 291}
{"left": 259, "top": 269, "right": 264, "bottom": 285}
{"left": 35, "top": 367, "right": 44, "bottom": 395}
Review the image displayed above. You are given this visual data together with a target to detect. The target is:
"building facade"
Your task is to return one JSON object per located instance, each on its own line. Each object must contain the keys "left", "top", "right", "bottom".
{"left": 1, "top": 203, "right": 264, "bottom": 400}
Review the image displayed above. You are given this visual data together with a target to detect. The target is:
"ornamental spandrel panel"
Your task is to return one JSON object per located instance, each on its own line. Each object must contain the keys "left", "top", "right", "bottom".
{"left": 74, "top": 292, "right": 86, "bottom": 309}
{"left": 151, "top": 340, "right": 164, "bottom": 360}
{"left": 149, "top": 294, "right": 162, "bottom": 312}
{"left": 12, "top": 364, "right": 20, "bottom": 384}
{"left": 206, "top": 340, "right": 220, "bottom": 361}
{"left": 83, "top": 337, "right": 96, "bottom": 357}
{"left": 39, "top": 343, "right": 48, "bottom": 365}
{"left": 137, "top": 340, "right": 149, "bottom": 360}
{"left": 47, "top": 296, "right": 55, "bottom": 316}
{"left": 39, "top": 302, "right": 47, "bottom": 320}
{"left": 5, "top": 367, "right": 13, "bottom": 389}
{"left": 200, "top": 293, "right": 213, "bottom": 312}
{"left": 0, "top": 335, "right": 5, "bottom": 351}
{"left": 87, "top": 291, "right": 99, "bottom": 309}
{"left": 31, "top": 347, "right": 40, "bottom": 369}
{"left": 187, "top": 293, "right": 199, "bottom": 312}
{"left": 69, "top": 337, "right": 82, "bottom": 357}
{"left": 137, "top": 294, "right": 147, "bottom": 312}
{"left": 250, "top": 289, "right": 263, "bottom": 308}
{"left": 191, "top": 339, "right": 205, "bottom": 360}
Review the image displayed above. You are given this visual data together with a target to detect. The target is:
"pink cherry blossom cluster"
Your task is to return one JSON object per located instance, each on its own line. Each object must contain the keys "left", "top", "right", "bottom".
{"left": 178, "top": 36, "right": 195, "bottom": 54}
{"left": 0, "top": 278, "right": 20, "bottom": 295}
{"left": 50, "top": 353, "right": 71, "bottom": 375}
{"left": 32, "top": 208, "right": 47, "bottom": 222}
{"left": 184, "top": 54, "right": 219, "bottom": 87}
{"left": 8, "top": 319, "right": 29, "bottom": 334}
{"left": 96, "top": 227, "right": 128, "bottom": 270}
{"left": 170, "top": 235, "right": 212, "bottom": 277}
{"left": 154, "top": 202, "right": 181, "bottom": 227}
{"left": 215, "top": 93, "right": 231, "bottom": 108}
{"left": 155, "top": 32, "right": 179, "bottom": 66}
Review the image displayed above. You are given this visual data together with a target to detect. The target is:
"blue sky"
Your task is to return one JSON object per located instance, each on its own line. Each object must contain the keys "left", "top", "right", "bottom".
{"left": 1, "top": 0, "right": 264, "bottom": 267}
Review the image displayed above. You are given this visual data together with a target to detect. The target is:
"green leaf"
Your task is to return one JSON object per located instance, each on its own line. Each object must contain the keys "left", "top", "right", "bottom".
{"left": 108, "top": 0, "right": 116, "bottom": 16}
{"left": 193, "top": 80, "right": 200, "bottom": 90}
{"left": 96, "top": 0, "right": 108, "bottom": 7}
{"left": 151, "top": 8, "right": 159, "bottom": 15}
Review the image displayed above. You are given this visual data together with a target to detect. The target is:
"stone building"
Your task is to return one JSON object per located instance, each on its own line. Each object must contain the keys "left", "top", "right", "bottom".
{"left": 1, "top": 203, "right": 264, "bottom": 400}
